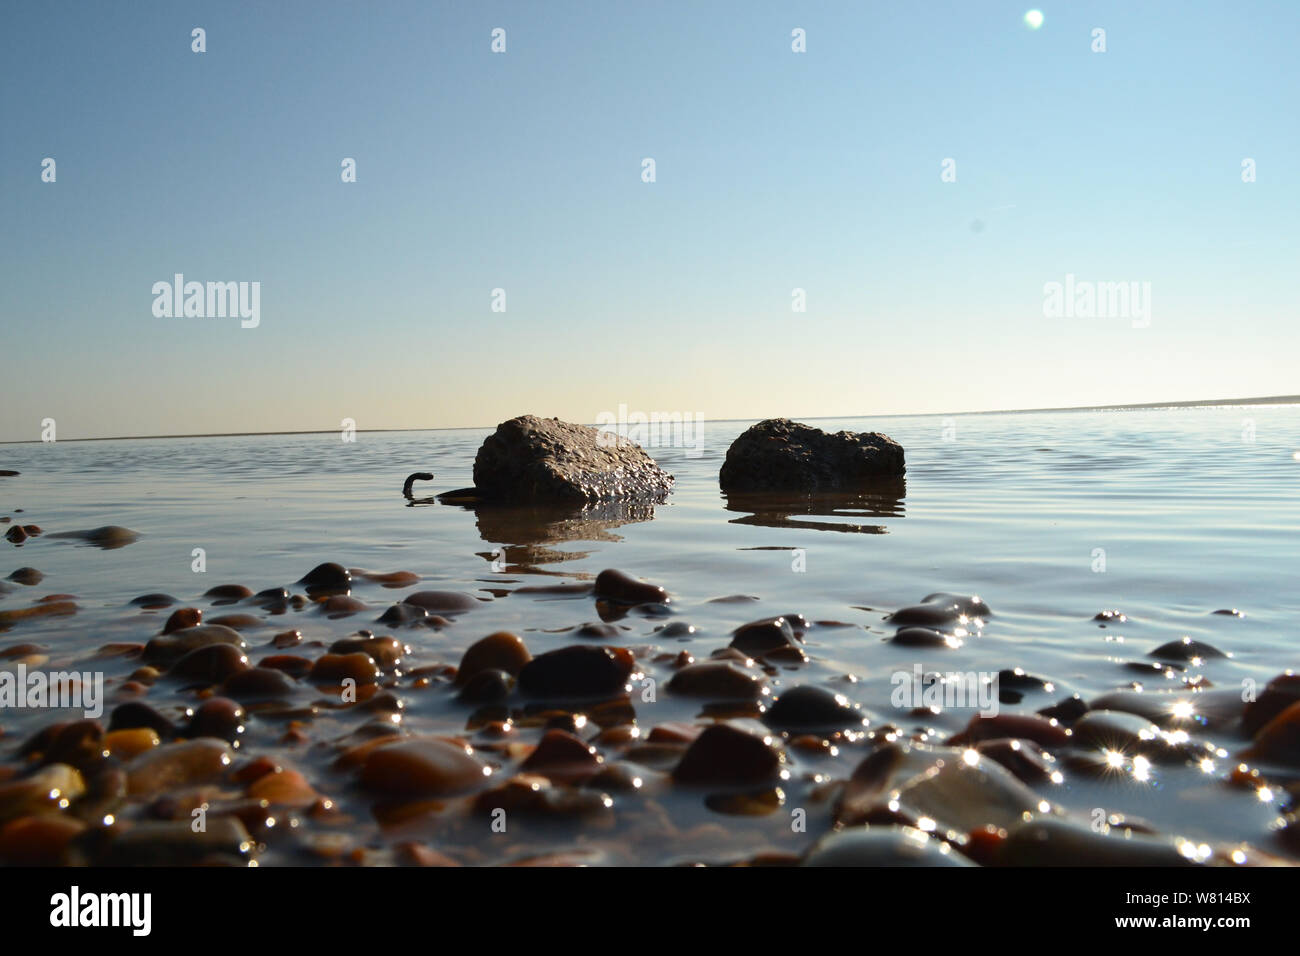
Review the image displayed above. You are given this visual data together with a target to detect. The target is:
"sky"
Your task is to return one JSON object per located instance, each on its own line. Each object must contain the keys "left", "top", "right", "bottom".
{"left": 1, "top": 1, "right": 1297, "bottom": 441}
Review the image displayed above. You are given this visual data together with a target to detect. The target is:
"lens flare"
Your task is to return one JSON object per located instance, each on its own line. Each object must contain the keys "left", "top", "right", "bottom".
{"left": 1024, "top": 10, "right": 1045, "bottom": 29}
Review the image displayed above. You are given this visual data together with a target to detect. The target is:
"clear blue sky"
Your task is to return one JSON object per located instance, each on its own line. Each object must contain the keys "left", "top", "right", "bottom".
{"left": 2, "top": 1, "right": 1296, "bottom": 441}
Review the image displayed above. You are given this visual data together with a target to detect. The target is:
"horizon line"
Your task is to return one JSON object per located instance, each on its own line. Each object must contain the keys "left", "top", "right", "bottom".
{"left": 2, "top": 394, "right": 1297, "bottom": 446}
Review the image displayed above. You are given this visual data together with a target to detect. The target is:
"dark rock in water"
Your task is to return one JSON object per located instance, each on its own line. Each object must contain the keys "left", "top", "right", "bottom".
{"left": 185, "top": 698, "right": 246, "bottom": 742}
{"left": 330, "top": 635, "right": 403, "bottom": 668}
{"left": 1068, "top": 710, "right": 1161, "bottom": 752}
{"left": 403, "top": 591, "right": 481, "bottom": 613}
{"left": 168, "top": 643, "right": 250, "bottom": 683}
{"left": 517, "top": 645, "right": 634, "bottom": 699}
{"left": 718, "top": 418, "right": 904, "bottom": 493}
{"left": 765, "top": 685, "right": 866, "bottom": 733}
{"left": 203, "top": 584, "right": 253, "bottom": 604}
{"left": 125, "top": 739, "right": 233, "bottom": 796}
{"left": 730, "top": 616, "right": 799, "bottom": 656}
{"left": 298, "top": 562, "right": 351, "bottom": 596}
{"left": 472, "top": 775, "right": 612, "bottom": 818}
{"left": 162, "top": 607, "right": 201, "bottom": 634}
{"left": 673, "top": 724, "right": 782, "bottom": 787}
{"left": 889, "top": 593, "right": 990, "bottom": 628}
{"left": 47, "top": 525, "right": 140, "bottom": 549}
{"left": 309, "top": 652, "right": 379, "bottom": 686}
{"left": 6, "top": 568, "right": 42, "bottom": 585}
{"left": 0, "top": 470, "right": 18, "bottom": 477}
{"left": 803, "top": 826, "right": 975, "bottom": 866}
{"left": 891, "top": 626, "right": 961, "bottom": 648}
{"left": 456, "top": 631, "right": 531, "bottom": 686}
{"left": 1037, "top": 694, "right": 1088, "bottom": 724}
{"left": 1148, "top": 637, "right": 1227, "bottom": 662}
{"left": 359, "top": 738, "right": 489, "bottom": 797}
{"left": 218, "top": 666, "right": 297, "bottom": 702}
{"left": 593, "top": 568, "right": 669, "bottom": 605}
{"left": 1093, "top": 609, "right": 1127, "bottom": 624}
{"left": 994, "top": 818, "right": 1197, "bottom": 866}
{"left": 109, "top": 702, "right": 177, "bottom": 738}
{"left": 377, "top": 602, "right": 429, "bottom": 626}
{"left": 457, "top": 668, "right": 513, "bottom": 704}
{"left": 1244, "top": 700, "right": 1300, "bottom": 765}
{"left": 668, "top": 661, "right": 767, "bottom": 701}
{"left": 949, "top": 713, "right": 1071, "bottom": 749}
{"left": 143, "top": 625, "right": 246, "bottom": 666}
{"left": 249, "top": 586, "right": 290, "bottom": 607}
{"left": 521, "top": 729, "right": 603, "bottom": 783}
{"left": 1243, "top": 673, "right": 1300, "bottom": 736}
{"left": 471, "top": 415, "right": 674, "bottom": 504}
{"left": 5, "top": 526, "right": 28, "bottom": 544}
{"left": 102, "top": 818, "right": 252, "bottom": 866}
{"left": 997, "top": 668, "right": 1055, "bottom": 692}
{"left": 129, "top": 593, "right": 177, "bottom": 608}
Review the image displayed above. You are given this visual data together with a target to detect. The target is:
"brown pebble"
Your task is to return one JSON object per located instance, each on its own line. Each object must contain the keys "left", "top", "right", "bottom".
{"left": 455, "top": 631, "right": 531, "bottom": 686}
{"left": 402, "top": 591, "right": 482, "bottom": 613}
{"left": 204, "top": 584, "right": 253, "bottom": 603}
{"left": 667, "top": 661, "right": 767, "bottom": 701}
{"left": 593, "top": 568, "right": 669, "bottom": 605}
{"left": 219, "top": 666, "right": 297, "bottom": 702}
{"left": 162, "top": 607, "right": 201, "bottom": 634}
{"left": 125, "top": 739, "right": 233, "bottom": 796}
{"left": 359, "top": 738, "right": 490, "bottom": 797}
{"left": 517, "top": 645, "right": 635, "bottom": 699}
{"left": 520, "top": 729, "right": 603, "bottom": 783}
{"left": 0, "top": 815, "right": 86, "bottom": 865}
{"left": 672, "top": 724, "right": 782, "bottom": 787}
{"left": 309, "top": 652, "right": 379, "bottom": 686}
{"left": 169, "top": 642, "right": 250, "bottom": 683}
{"left": 330, "top": 635, "right": 404, "bottom": 668}
{"left": 6, "top": 568, "right": 43, "bottom": 585}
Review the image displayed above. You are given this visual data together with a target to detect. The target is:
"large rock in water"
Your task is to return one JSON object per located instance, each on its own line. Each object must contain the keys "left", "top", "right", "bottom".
{"left": 472, "top": 416, "right": 674, "bottom": 504}
{"left": 719, "top": 419, "right": 905, "bottom": 493}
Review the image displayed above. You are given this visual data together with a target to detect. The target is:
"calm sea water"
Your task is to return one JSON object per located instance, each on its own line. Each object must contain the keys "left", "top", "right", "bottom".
{"left": 2, "top": 406, "right": 1298, "bottom": 863}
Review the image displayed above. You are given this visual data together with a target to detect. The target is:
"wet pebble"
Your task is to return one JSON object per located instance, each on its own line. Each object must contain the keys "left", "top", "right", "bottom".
{"left": 457, "top": 668, "right": 513, "bottom": 704}
{"left": 0, "top": 764, "right": 85, "bottom": 821}
{"left": 168, "top": 643, "right": 250, "bottom": 684}
{"left": 891, "top": 626, "right": 961, "bottom": 648}
{"left": 1243, "top": 672, "right": 1300, "bottom": 737}
{"left": 219, "top": 666, "right": 298, "bottom": 702}
{"left": 672, "top": 724, "right": 782, "bottom": 788}
{"left": 520, "top": 729, "right": 603, "bottom": 783}
{"left": 125, "top": 739, "right": 233, "bottom": 797}
{"left": 518, "top": 645, "right": 634, "bottom": 699}
{"left": 593, "top": 568, "right": 669, "bottom": 605}
{"left": 668, "top": 661, "right": 767, "bottom": 701}
{"left": 456, "top": 631, "right": 531, "bottom": 686}
{"left": 377, "top": 603, "right": 430, "bottom": 626}
{"left": 6, "top": 567, "right": 43, "bottom": 585}
{"left": 309, "top": 652, "right": 379, "bottom": 686}
{"left": 803, "top": 826, "right": 974, "bottom": 867}
{"left": 203, "top": 584, "right": 253, "bottom": 604}
{"left": 1148, "top": 637, "right": 1227, "bottom": 662}
{"left": 162, "top": 607, "right": 201, "bottom": 634}
{"left": 185, "top": 698, "right": 246, "bottom": 741}
{"left": 729, "top": 616, "right": 799, "bottom": 657}
{"left": 765, "top": 685, "right": 865, "bottom": 733}
{"left": 102, "top": 817, "right": 252, "bottom": 866}
{"left": 143, "top": 625, "right": 246, "bottom": 666}
{"left": 298, "top": 562, "right": 352, "bottom": 596}
{"left": 403, "top": 591, "right": 482, "bottom": 613}
{"left": 109, "top": 701, "right": 177, "bottom": 738}
{"left": 359, "top": 738, "right": 490, "bottom": 796}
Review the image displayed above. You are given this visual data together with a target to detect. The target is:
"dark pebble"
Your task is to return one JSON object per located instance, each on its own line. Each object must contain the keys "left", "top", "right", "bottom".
{"left": 6, "top": 568, "right": 43, "bottom": 585}
{"left": 673, "top": 724, "right": 782, "bottom": 788}
{"left": 517, "top": 645, "right": 635, "bottom": 699}
{"left": 168, "top": 643, "right": 250, "bottom": 683}
{"left": 593, "top": 568, "right": 669, "bottom": 605}
{"left": 765, "top": 685, "right": 866, "bottom": 733}
{"left": 185, "top": 698, "right": 246, "bottom": 741}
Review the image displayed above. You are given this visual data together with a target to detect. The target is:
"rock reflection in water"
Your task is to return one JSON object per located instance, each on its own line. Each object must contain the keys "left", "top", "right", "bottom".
{"left": 440, "top": 498, "right": 660, "bottom": 574}
{"left": 723, "top": 478, "right": 905, "bottom": 535}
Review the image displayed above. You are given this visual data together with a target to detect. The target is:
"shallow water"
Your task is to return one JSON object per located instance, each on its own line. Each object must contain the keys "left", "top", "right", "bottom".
{"left": 2, "top": 406, "right": 1298, "bottom": 865}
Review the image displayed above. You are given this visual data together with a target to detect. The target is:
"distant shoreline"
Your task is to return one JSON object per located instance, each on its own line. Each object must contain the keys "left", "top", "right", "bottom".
{"left": 2, "top": 395, "right": 1296, "bottom": 445}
